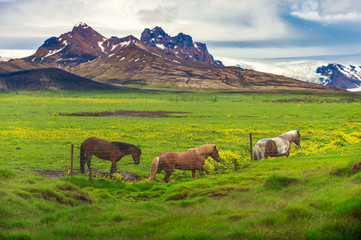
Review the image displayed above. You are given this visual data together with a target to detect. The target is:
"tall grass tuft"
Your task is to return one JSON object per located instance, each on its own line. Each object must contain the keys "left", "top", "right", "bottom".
{"left": 0, "top": 168, "right": 15, "bottom": 179}
{"left": 263, "top": 173, "right": 300, "bottom": 190}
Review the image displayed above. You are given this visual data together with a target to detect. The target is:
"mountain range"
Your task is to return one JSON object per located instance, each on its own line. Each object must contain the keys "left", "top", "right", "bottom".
{"left": 27, "top": 22, "right": 222, "bottom": 67}
{"left": 220, "top": 55, "right": 361, "bottom": 91}
{"left": 0, "top": 22, "right": 344, "bottom": 92}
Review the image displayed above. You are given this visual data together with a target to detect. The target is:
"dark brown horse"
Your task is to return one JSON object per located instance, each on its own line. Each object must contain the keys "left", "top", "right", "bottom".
{"left": 253, "top": 130, "right": 301, "bottom": 160}
{"left": 80, "top": 137, "right": 141, "bottom": 176}
{"left": 147, "top": 144, "right": 221, "bottom": 183}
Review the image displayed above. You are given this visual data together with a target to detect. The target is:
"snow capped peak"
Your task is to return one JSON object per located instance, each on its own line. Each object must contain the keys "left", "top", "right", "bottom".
{"left": 74, "top": 22, "right": 89, "bottom": 28}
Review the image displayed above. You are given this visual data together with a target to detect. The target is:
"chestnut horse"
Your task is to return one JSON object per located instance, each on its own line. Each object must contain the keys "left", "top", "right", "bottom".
{"left": 147, "top": 144, "right": 221, "bottom": 183}
{"left": 80, "top": 137, "right": 141, "bottom": 176}
{"left": 253, "top": 130, "right": 301, "bottom": 160}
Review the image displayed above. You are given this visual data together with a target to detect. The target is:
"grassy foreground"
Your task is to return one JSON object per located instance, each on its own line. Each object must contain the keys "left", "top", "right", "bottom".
{"left": 0, "top": 89, "right": 361, "bottom": 239}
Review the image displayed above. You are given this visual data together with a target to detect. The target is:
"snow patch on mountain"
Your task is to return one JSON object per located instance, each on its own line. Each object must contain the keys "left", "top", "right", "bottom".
{"left": 348, "top": 86, "right": 361, "bottom": 92}
{"left": 98, "top": 41, "right": 106, "bottom": 53}
{"left": 337, "top": 65, "right": 361, "bottom": 80}
{"left": 75, "top": 22, "right": 89, "bottom": 28}
{"left": 119, "top": 41, "right": 131, "bottom": 48}
{"left": 156, "top": 43, "right": 165, "bottom": 49}
{"left": 43, "top": 46, "right": 67, "bottom": 59}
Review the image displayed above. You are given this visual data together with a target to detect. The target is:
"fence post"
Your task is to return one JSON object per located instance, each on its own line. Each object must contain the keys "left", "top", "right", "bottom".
{"left": 70, "top": 144, "right": 74, "bottom": 176}
{"left": 250, "top": 133, "right": 253, "bottom": 161}
{"left": 89, "top": 169, "right": 92, "bottom": 182}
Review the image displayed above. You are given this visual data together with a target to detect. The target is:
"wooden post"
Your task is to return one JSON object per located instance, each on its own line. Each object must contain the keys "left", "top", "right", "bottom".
{"left": 89, "top": 168, "right": 92, "bottom": 182}
{"left": 70, "top": 144, "right": 74, "bottom": 176}
{"left": 234, "top": 159, "right": 238, "bottom": 171}
{"left": 250, "top": 133, "right": 253, "bottom": 161}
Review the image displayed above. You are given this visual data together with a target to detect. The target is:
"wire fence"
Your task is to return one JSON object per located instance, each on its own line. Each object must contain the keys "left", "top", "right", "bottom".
{"left": 3, "top": 132, "right": 361, "bottom": 182}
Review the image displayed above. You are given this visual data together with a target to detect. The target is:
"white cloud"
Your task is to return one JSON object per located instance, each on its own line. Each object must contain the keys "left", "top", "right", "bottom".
{"left": 0, "top": 0, "right": 360, "bottom": 58}
{"left": 173, "top": 0, "right": 298, "bottom": 41}
{"left": 0, "top": 0, "right": 299, "bottom": 41}
{"left": 137, "top": 6, "right": 179, "bottom": 24}
{"left": 289, "top": 0, "right": 361, "bottom": 23}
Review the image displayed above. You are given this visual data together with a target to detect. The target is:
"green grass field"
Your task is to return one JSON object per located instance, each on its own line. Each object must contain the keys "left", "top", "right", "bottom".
{"left": 1, "top": 89, "right": 361, "bottom": 239}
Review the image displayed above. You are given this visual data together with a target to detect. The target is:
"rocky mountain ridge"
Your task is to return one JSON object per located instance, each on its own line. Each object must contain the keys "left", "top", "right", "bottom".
{"left": 141, "top": 26, "right": 223, "bottom": 66}
{"left": 29, "top": 23, "right": 141, "bottom": 65}
{"left": 28, "top": 22, "right": 222, "bottom": 67}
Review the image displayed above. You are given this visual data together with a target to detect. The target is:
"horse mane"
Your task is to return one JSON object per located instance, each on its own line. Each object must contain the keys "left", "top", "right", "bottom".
{"left": 112, "top": 142, "right": 140, "bottom": 152}
{"left": 279, "top": 130, "right": 299, "bottom": 142}
{"left": 188, "top": 144, "right": 216, "bottom": 155}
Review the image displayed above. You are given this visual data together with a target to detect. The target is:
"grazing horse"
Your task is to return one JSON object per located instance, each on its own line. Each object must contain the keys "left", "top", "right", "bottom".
{"left": 80, "top": 137, "right": 141, "bottom": 176}
{"left": 253, "top": 130, "right": 301, "bottom": 160}
{"left": 147, "top": 144, "right": 221, "bottom": 183}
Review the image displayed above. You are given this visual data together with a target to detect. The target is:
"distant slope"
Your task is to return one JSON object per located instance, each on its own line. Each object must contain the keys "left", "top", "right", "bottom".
{"left": 71, "top": 47, "right": 343, "bottom": 92}
{"left": 0, "top": 68, "right": 115, "bottom": 90}
{"left": 0, "top": 58, "right": 54, "bottom": 74}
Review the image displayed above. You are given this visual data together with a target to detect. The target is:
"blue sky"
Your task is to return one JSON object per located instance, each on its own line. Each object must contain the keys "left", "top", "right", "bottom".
{"left": 1, "top": 0, "right": 361, "bottom": 59}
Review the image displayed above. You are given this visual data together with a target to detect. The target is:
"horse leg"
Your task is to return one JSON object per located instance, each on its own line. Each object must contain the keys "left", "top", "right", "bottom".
{"left": 80, "top": 160, "right": 85, "bottom": 173}
{"left": 164, "top": 170, "right": 173, "bottom": 183}
{"left": 109, "top": 161, "right": 117, "bottom": 179}
{"left": 253, "top": 150, "right": 258, "bottom": 161}
{"left": 191, "top": 170, "right": 196, "bottom": 179}
{"left": 86, "top": 154, "right": 92, "bottom": 173}
{"left": 80, "top": 147, "right": 86, "bottom": 173}
{"left": 259, "top": 153, "right": 264, "bottom": 160}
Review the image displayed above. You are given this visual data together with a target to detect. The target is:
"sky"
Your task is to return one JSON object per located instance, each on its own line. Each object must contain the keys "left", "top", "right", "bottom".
{"left": 1, "top": 0, "right": 361, "bottom": 59}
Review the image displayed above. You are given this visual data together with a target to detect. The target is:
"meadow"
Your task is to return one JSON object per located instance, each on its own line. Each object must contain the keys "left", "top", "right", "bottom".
{"left": 1, "top": 89, "right": 361, "bottom": 239}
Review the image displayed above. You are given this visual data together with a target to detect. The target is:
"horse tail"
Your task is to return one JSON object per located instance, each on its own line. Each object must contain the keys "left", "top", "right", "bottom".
{"left": 253, "top": 143, "right": 261, "bottom": 161}
{"left": 147, "top": 157, "right": 160, "bottom": 182}
{"left": 80, "top": 145, "right": 86, "bottom": 173}
{"left": 253, "top": 148, "right": 258, "bottom": 161}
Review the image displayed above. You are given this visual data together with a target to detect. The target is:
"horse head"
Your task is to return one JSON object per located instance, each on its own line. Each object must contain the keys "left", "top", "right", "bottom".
{"left": 210, "top": 145, "right": 221, "bottom": 162}
{"left": 130, "top": 146, "right": 141, "bottom": 165}
{"left": 293, "top": 130, "right": 301, "bottom": 148}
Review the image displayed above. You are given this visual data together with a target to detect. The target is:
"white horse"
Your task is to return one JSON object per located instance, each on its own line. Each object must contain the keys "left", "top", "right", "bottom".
{"left": 253, "top": 130, "right": 301, "bottom": 160}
